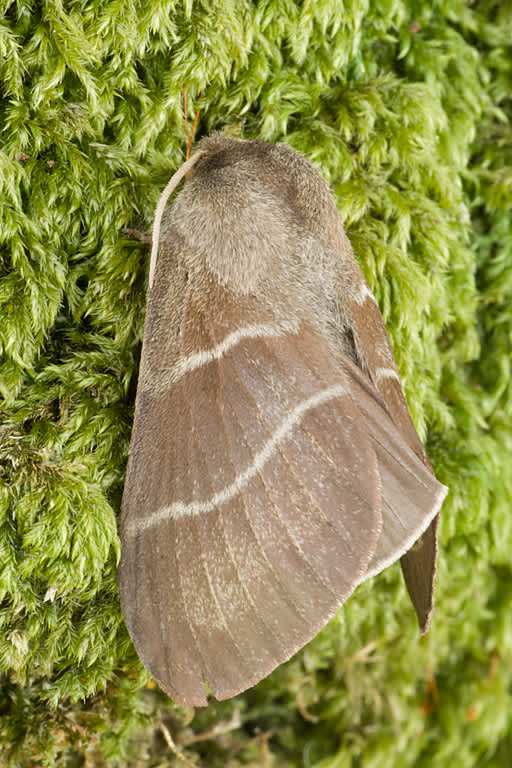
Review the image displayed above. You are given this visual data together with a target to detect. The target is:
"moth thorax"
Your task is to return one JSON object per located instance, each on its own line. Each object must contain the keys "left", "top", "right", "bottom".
{"left": 174, "top": 182, "right": 300, "bottom": 294}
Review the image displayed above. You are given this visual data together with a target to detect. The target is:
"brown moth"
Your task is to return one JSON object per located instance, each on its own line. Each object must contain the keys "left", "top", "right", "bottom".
{"left": 119, "top": 134, "right": 448, "bottom": 707}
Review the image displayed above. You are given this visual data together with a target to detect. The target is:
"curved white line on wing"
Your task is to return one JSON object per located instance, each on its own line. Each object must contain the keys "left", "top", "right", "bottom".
{"left": 374, "top": 366, "right": 400, "bottom": 382}
{"left": 127, "top": 384, "right": 346, "bottom": 533}
{"left": 150, "top": 320, "right": 299, "bottom": 391}
{"left": 364, "top": 482, "right": 448, "bottom": 580}
{"left": 353, "top": 282, "right": 376, "bottom": 306}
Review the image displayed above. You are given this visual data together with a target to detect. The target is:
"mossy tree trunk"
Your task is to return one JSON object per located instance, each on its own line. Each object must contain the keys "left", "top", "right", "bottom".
{"left": 0, "top": 1, "right": 511, "bottom": 765}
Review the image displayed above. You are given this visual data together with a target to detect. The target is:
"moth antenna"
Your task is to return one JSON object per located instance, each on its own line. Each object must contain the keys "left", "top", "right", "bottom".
{"left": 149, "top": 150, "right": 205, "bottom": 290}
{"left": 187, "top": 107, "right": 201, "bottom": 160}
{"left": 183, "top": 87, "right": 201, "bottom": 160}
{"left": 183, "top": 87, "right": 190, "bottom": 143}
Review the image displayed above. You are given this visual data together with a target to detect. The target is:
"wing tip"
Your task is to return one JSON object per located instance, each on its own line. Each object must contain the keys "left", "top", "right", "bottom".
{"left": 418, "top": 613, "right": 432, "bottom": 636}
{"left": 363, "top": 479, "right": 448, "bottom": 582}
{"left": 168, "top": 556, "right": 378, "bottom": 707}
{"left": 155, "top": 675, "right": 209, "bottom": 708}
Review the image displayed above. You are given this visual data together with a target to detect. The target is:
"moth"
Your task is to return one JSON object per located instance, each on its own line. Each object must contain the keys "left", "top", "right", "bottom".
{"left": 119, "top": 134, "right": 448, "bottom": 707}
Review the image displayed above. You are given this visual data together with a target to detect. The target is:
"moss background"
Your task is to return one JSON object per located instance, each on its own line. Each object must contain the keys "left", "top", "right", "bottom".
{"left": 0, "top": 0, "right": 511, "bottom": 765}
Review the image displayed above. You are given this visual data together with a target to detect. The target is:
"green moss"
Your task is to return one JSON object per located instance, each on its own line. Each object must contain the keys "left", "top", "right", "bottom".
{"left": 0, "top": 0, "right": 511, "bottom": 764}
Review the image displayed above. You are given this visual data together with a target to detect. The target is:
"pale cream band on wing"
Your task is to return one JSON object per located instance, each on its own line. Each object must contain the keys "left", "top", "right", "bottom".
{"left": 126, "top": 383, "right": 346, "bottom": 534}
{"left": 374, "top": 366, "right": 400, "bottom": 382}
{"left": 353, "top": 282, "right": 376, "bottom": 306}
{"left": 150, "top": 320, "right": 299, "bottom": 391}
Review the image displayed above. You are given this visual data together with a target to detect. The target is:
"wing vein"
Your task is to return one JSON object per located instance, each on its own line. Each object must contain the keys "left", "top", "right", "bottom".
{"left": 222, "top": 350, "right": 337, "bottom": 600}
{"left": 174, "top": 399, "right": 209, "bottom": 687}
{"left": 189, "top": 423, "right": 251, "bottom": 668}
{"left": 219, "top": 356, "right": 310, "bottom": 623}
{"left": 214, "top": 366, "right": 287, "bottom": 649}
